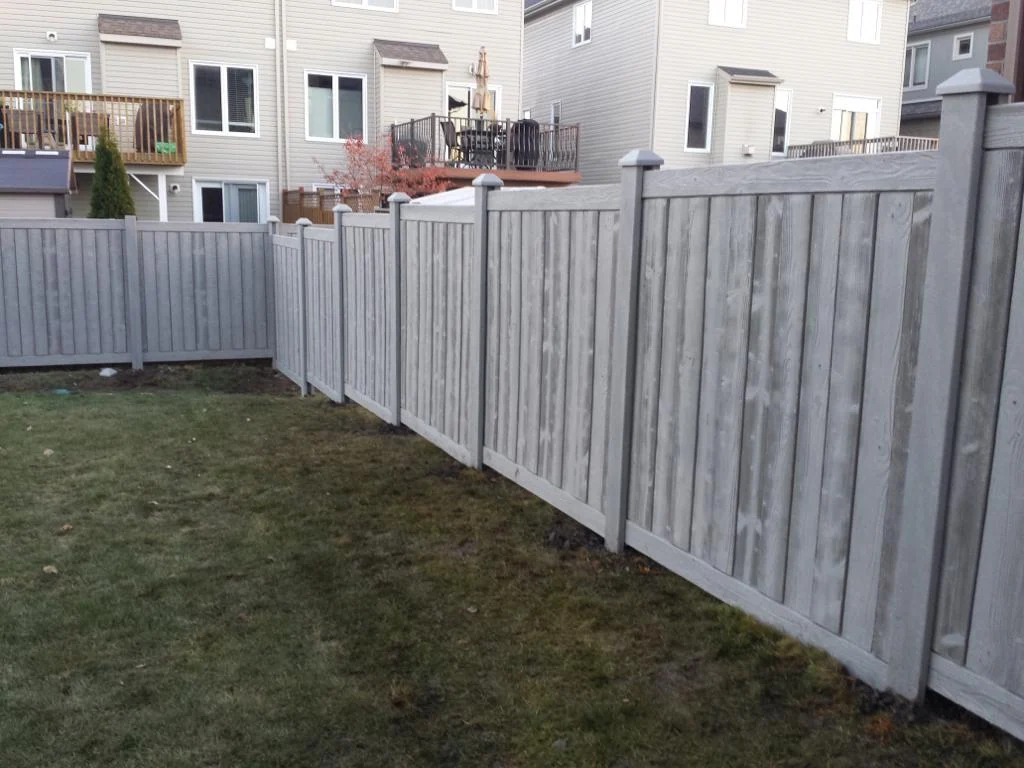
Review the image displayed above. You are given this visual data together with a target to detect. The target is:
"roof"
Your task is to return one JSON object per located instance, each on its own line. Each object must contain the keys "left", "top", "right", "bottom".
{"left": 97, "top": 14, "right": 182, "bottom": 40}
{"left": 718, "top": 65, "right": 783, "bottom": 84}
{"left": 901, "top": 99, "right": 943, "bottom": 120}
{"left": 0, "top": 150, "right": 72, "bottom": 194}
{"left": 373, "top": 39, "right": 449, "bottom": 67}
{"left": 908, "top": 0, "right": 990, "bottom": 34}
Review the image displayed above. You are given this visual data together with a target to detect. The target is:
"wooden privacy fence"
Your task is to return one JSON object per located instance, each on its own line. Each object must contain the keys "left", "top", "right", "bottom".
{"left": 0, "top": 219, "right": 274, "bottom": 368}
{"left": 271, "top": 70, "right": 1024, "bottom": 742}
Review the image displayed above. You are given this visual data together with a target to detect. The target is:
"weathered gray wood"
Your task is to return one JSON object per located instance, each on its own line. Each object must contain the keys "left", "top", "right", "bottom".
{"left": 964, "top": 193, "right": 1024, "bottom": 695}
{"left": 296, "top": 220, "right": 311, "bottom": 396}
{"left": 0, "top": 218, "right": 124, "bottom": 230}
{"left": 810, "top": 192, "right": 877, "bottom": 634}
{"left": 651, "top": 197, "right": 708, "bottom": 551}
{"left": 691, "top": 195, "right": 756, "bottom": 573}
{"left": 488, "top": 184, "right": 620, "bottom": 212}
{"left": 341, "top": 213, "right": 390, "bottom": 229}
{"left": 432, "top": 221, "right": 448, "bottom": 431}
{"left": 123, "top": 216, "right": 144, "bottom": 369}
{"left": 587, "top": 211, "right": 619, "bottom": 510}
{"left": 605, "top": 151, "right": 663, "bottom": 552}
{"left": 932, "top": 152, "right": 1024, "bottom": 663}
{"left": 888, "top": 75, "right": 1007, "bottom": 700}
{"left": 518, "top": 211, "right": 545, "bottom": 474}
{"left": 629, "top": 198, "right": 669, "bottom": 529}
{"left": 485, "top": 215, "right": 502, "bottom": 447}
{"left": 388, "top": 196, "right": 408, "bottom": 423}
{"left": 734, "top": 195, "right": 811, "bottom": 600}
{"left": 983, "top": 101, "right": 1024, "bottom": 149}
{"left": 137, "top": 221, "right": 266, "bottom": 233}
{"left": 785, "top": 194, "right": 844, "bottom": 617}
{"left": 539, "top": 210, "right": 571, "bottom": 488}
{"left": 448, "top": 222, "right": 466, "bottom": 441}
{"left": 930, "top": 654, "right": 1024, "bottom": 743}
{"left": 644, "top": 152, "right": 937, "bottom": 199}
{"left": 402, "top": 205, "right": 475, "bottom": 223}
{"left": 839, "top": 192, "right": 930, "bottom": 653}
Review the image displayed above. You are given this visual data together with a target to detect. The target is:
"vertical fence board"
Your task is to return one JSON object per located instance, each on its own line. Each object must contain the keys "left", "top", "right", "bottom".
{"left": 54, "top": 229, "right": 73, "bottom": 354}
{"left": 519, "top": 211, "right": 545, "bottom": 474}
{"left": 539, "top": 211, "right": 571, "bottom": 487}
{"left": 587, "top": 211, "right": 619, "bottom": 511}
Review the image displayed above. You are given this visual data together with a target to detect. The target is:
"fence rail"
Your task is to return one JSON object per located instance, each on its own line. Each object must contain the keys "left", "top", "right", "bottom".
{"left": 786, "top": 135, "right": 939, "bottom": 159}
{"left": 0, "top": 89, "right": 187, "bottom": 166}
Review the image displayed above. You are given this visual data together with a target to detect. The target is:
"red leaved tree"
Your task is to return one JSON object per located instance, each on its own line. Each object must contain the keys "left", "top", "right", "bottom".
{"left": 318, "top": 137, "right": 449, "bottom": 212}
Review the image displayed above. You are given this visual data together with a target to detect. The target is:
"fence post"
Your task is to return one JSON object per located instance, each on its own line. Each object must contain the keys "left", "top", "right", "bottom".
{"left": 887, "top": 68, "right": 1014, "bottom": 700}
{"left": 296, "top": 217, "right": 312, "bottom": 397}
{"left": 468, "top": 173, "right": 504, "bottom": 469}
{"left": 267, "top": 216, "right": 280, "bottom": 365}
{"left": 333, "top": 204, "right": 352, "bottom": 404}
{"left": 604, "top": 149, "right": 664, "bottom": 553}
{"left": 387, "top": 193, "right": 411, "bottom": 426}
{"left": 123, "top": 215, "right": 144, "bottom": 370}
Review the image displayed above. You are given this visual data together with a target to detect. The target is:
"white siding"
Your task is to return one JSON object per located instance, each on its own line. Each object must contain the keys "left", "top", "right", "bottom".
{"left": 380, "top": 67, "right": 446, "bottom": 131}
{"left": 523, "top": 0, "right": 659, "bottom": 184}
{"left": 101, "top": 43, "right": 179, "bottom": 98}
{"left": 721, "top": 83, "right": 775, "bottom": 164}
{"left": 653, "top": 0, "right": 910, "bottom": 169}
{"left": 0, "top": 194, "right": 59, "bottom": 218}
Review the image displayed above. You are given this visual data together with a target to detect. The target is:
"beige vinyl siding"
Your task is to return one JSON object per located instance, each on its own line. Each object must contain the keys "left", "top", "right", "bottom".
{"left": 523, "top": 0, "right": 659, "bottom": 184}
{"left": 0, "top": 195, "right": 60, "bottom": 218}
{"left": 285, "top": 0, "right": 524, "bottom": 187}
{"left": 102, "top": 43, "right": 179, "bottom": 98}
{"left": 720, "top": 83, "right": 774, "bottom": 164}
{"left": 380, "top": 68, "right": 445, "bottom": 132}
{"left": 68, "top": 173, "right": 162, "bottom": 220}
{"left": 653, "top": 0, "right": 910, "bottom": 168}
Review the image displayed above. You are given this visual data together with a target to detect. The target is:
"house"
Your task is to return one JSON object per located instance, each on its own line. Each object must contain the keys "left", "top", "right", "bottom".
{"left": 523, "top": 0, "right": 914, "bottom": 182}
{"left": 986, "top": 0, "right": 1024, "bottom": 100}
{"left": 0, "top": 149, "right": 72, "bottom": 218}
{"left": 0, "top": 1, "right": 569, "bottom": 223}
{"left": 901, "top": 0, "right": 992, "bottom": 137}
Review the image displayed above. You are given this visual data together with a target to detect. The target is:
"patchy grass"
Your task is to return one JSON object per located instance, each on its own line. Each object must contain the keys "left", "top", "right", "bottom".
{"left": 1, "top": 366, "right": 1022, "bottom": 768}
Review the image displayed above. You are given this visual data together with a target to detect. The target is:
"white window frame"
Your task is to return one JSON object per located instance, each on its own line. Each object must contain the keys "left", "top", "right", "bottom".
{"left": 452, "top": 0, "right": 498, "bottom": 14}
{"left": 331, "top": 0, "right": 398, "bottom": 11}
{"left": 830, "top": 93, "right": 882, "bottom": 142}
{"left": 953, "top": 32, "right": 975, "bottom": 60}
{"left": 13, "top": 49, "right": 93, "bottom": 93}
{"left": 848, "top": 0, "right": 882, "bottom": 44}
{"left": 684, "top": 81, "right": 715, "bottom": 153}
{"left": 772, "top": 89, "right": 793, "bottom": 158}
{"left": 192, "top": 179, "right": 270, "bottom": 223}
{"left": 445, "top": 81, "right": 503, "bottom": 118}
{"left": 190, "top": 61, "right": 260, "bottom": 137}
{"left": 572, "top": 1, "right": 593, "bottom": 46}
{"left": 904, "top": 41, "right": 930, "bottom": 90}
{"left": 708, "top": 0, "right": 747, "bottom": 28}
{"left": 304, "top": 70, "right": 368, "bottom": 143}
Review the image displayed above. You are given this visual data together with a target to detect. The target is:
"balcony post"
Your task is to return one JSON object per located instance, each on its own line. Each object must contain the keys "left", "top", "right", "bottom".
{"left": 157, "top": 173, "right": 168, "bottom": 222}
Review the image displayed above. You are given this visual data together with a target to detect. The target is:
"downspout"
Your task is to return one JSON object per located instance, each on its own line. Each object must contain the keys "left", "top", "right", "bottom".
{"left": 648, "top": 0, "right": 662, "bottom": 150}
{"left": 518, "top": 0, "right": 525, "bottom": 118}
{"left": 281, "top": 0, "right": 292, "bottom": 188}
{"left": 274, "top": 0, "right": 285, "bottom": 200}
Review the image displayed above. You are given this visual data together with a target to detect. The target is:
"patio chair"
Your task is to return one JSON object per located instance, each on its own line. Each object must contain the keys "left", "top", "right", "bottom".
{"left": 1, "top": 109, "right": 43, "bottom": 149}
{"left": 440, "top": 119, "right": 462, "bottom": 165}
{"left": 509, "top": 119, "right": 540, "bottom": 170}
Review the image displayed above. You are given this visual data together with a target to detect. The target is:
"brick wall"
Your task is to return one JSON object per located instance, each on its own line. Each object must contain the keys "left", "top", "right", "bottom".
{"left": 989, "top": 0, "right": 1011, "bottom": 74}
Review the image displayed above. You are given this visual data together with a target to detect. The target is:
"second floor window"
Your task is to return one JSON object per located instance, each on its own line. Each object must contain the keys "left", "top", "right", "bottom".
{"left": 685, "top": 82, "right": 714, "bottom": 152}
{"left": 905, "top": 42, "right": 929, "bottom": 89}
{"left": 848, "top": 0, "right": 881, "bottom": 44}
{"left": 453, "top": 0, "right": 497, "bottom": 11}
{"left": 573, "top": 2, "right": 592, "bottom": 45}
{"left": 192, "top": 63, "right": 257, "bottom": 135}
{"left": 307, "top": 72, "right": 366, "bottom": 141}
{"left": 709, "top": 0, "right": 746, "bottom": 28}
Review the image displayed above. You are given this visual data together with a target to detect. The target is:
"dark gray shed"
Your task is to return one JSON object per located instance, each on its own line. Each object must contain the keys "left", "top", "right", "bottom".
{"left": 0, "top": 149, "right": 73, "bottom": 219}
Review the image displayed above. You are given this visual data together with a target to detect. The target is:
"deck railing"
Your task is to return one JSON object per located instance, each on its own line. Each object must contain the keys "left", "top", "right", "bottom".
{"left": 0, "top": 90, "right": 187, "bottom": 166}
{"left": 389, "top": 114, "right": 580, "bottom": 173}
{"left": 785, "top": 135, "right": 939, "bottom": 159}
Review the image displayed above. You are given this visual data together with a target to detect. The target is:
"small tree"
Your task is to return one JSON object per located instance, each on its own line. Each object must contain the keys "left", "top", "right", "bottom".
{"left": 318, "top": 137, "right": 449, "bottom": 212}
{"left": 89, "top": 128, "right": 136, "bottom": 219}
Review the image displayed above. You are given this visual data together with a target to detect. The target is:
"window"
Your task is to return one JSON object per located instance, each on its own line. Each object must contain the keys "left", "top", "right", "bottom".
{"left": 848, "top": 0, "right": 881, "bottom": 44}
{"left": 709, "top": 0, "right": 746, "bottom": 27}
{"left": 551, "top": 101, "right": 562, "bottom": 125}
{"left": 772, "top": 89, "right": 792, "bottom": 156}
{"left": 831, "top": 95, "right": 881, "bottom": 142}
{"left": 904, "top": 42, "right": 929, "bottom": 89}
{"left": 195, "top": 181, "right": 267, "bottom": 223}
{"left": 306, "top": 72, "right": 366, "bottom": 141}
{"left": 953, "top": 32, "right": 974, "bottom": 60}
{"left": 447, "top": 83, "right": 500, "bottom": 120}
{"left": 453, "top": 0, "right": 497, "bottom": 11}
{"left": 191, "top": 63, "right": 257, "bottom": 135}
{"left": 331, "top": 0, "right": 397, "bottom": 10}
{"left": 685, "top": 83, "right": 714, "bottom": 152}
{"left": 14, "top": 51, "right": 91, "bottom": 93}
{"left": 573, "top": 1, "right": 593, "bottom": 45}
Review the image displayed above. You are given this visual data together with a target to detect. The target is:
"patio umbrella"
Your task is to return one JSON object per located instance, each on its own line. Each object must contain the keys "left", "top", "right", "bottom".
{"left": 472, "top": 47, "right": 491, "bottom": 118}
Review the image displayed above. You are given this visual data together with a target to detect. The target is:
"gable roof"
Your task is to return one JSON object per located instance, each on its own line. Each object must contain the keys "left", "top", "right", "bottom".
{"left": 97, "top": 14, "right": 182, "bottom": 40}
{"left": 0, "top": 150, "right": 72, "bottom": 195}
{"left": 908, "top": 0, "right": 991, "bottom": 34}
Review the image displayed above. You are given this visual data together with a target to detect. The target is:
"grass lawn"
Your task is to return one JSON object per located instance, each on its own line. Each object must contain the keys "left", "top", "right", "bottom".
{"left": 1, "top": 364, "right": 1022, "bottom": 768}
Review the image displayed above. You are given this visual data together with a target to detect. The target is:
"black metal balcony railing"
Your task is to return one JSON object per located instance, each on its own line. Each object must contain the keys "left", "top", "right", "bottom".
{"left": 390, "top": 114, "right": 580, "bottom": 173}
{"left": 785, "top": 135, "right": 939, "bottom": 159}
{"left": 0, "top": 90, "right": 187, "bottom": 166}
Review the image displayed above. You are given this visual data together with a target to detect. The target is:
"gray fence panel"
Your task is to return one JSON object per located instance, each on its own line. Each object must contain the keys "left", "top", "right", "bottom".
{"left": 304, "top": 233, "right": 343, "bottom": 402}
{"left": 272, "top": 234, "right": 303, "bottom": 389}
{"left": 0, "top": 221, "right": 131, "bottom": 367}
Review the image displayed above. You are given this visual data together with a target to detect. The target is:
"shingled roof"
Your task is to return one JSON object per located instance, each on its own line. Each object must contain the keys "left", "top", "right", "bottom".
{"left": 97, "top": 14, "right": 183, "bottom": 41}
{"left": 908, "top": 0, "right": 991, "bottom": 33}
{"left": 373, "top": 39, "right": 448, "bottom": 67}
{"left": 0, "top": 150, "right": 72, "bottom": 194}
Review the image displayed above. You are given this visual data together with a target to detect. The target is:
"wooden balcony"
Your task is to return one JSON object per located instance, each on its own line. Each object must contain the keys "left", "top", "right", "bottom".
{"left": 785, "top": 135, "right": 939, "bottom": 159}
{"left": 0, "top": 90, "right": 187, "bottom": 166}
{"left": 390, "top": 114, "right": 581, "bottom": 186}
